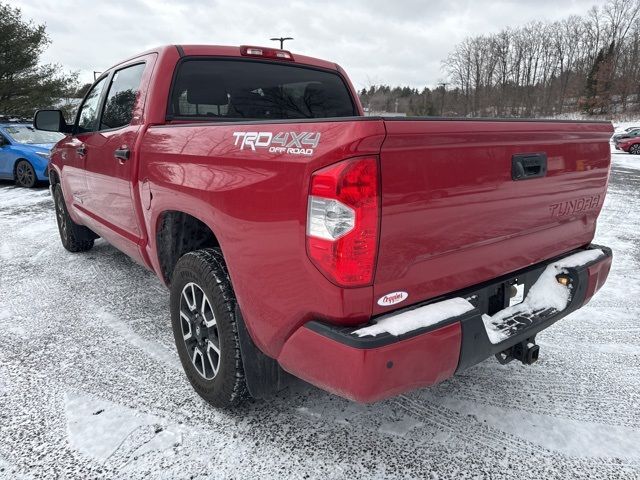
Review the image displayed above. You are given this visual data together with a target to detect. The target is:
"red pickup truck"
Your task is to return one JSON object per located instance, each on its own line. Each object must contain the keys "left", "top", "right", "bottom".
{"left": 34, "top": 45, "right": 613, "bottom": 408}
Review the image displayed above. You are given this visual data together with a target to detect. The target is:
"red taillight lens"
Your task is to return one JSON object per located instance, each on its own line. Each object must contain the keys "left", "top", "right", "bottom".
{"left": 306, "top": 157, "right": 380, "bottom": 287}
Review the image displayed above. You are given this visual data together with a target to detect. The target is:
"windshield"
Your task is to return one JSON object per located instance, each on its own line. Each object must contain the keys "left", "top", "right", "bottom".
{"left": 4, "top": 126, "right": 64, "bottom": 144}
{"left": 169, "top": 59, "right": 357, "bottom": 120}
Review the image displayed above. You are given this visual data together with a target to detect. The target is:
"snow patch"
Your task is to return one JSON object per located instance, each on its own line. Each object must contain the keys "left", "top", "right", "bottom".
{"left": 0, "top": 188, "right": 50, "bottom": 209}
{"left": 353, "top": 297, "right": 475, "bottom": 337}
{"left": 0, "top": 241, "right": 13, "bottom": 261}
{"left": 65, "top": 392, "right": 184, "bottom": 462}
{"left": 611, "top": 152, "right": 640, "bottom": 170}
{"left": 0, "top": 309, "right": 27, "bottom": 337}
{"left": 482, "top": 249, "right": 605, "bottom": 344}
{"left": 378, "top": 418, "right": 424, "bottom": 438}
{"left": 0, "top": 458, "right": 33, "bottom": 480}
{"left": 540, "top": 340, "right": 640, "bottom": 355}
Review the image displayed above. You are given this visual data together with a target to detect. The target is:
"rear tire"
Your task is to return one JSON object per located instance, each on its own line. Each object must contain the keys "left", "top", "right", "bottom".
{"left": 52, "top": 184, "right": 95, "bottom": 252}
{"left": 15, "top": 160, "right": 36, "bottom": 188}
{"left": 170, "top": 248, "right": 249, "bottom": 409}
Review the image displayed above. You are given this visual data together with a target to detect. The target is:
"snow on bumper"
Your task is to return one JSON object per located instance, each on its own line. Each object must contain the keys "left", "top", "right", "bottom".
{"left": 352, "top": 297, "right": 475, "bottom": 338}
{"left": 482, "top": 249, "right": 606, "bottom": 344}
{"left": 277, "top": 245, "right": 612, "bottom": 403}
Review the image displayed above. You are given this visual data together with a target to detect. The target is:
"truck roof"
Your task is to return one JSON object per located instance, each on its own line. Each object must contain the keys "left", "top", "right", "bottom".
{"left": 109, "top": 44, "right": 340, "bottom": 73}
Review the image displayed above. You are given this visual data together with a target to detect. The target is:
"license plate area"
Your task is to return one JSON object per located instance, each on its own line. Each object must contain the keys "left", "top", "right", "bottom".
{"left": 485, "top": 277, "right": 527, "bottom": 316}
{"left": 508, "top": 281, "right": 525, "bottom": 307}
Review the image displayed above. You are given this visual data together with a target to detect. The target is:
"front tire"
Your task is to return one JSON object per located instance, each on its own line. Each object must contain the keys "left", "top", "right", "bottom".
{"left": 15, "top": 160, "right": 36, "bottom": 188}
{"left": 170, "top": 248, "right": 249, "bottom": 409}
{"left": 52, "top": 184, "right": 95, "bottom": 252}
{"left": 630, "top": 144, "right": 640, "bottom": 155}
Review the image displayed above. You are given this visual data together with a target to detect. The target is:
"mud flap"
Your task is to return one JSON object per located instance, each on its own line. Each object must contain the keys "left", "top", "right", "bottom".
{"left": 235, "top": 305, "right": 294, "bottom": 399}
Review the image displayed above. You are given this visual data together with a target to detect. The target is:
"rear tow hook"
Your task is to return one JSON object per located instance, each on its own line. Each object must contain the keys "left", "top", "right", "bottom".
{"left": 495, "top": 338, "right": 540, "bottom": 365}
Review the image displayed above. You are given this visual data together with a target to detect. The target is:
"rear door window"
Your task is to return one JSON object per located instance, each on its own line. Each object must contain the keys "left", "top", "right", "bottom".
{"left": 168, "top": 59, "right": 356, "bottom": 120}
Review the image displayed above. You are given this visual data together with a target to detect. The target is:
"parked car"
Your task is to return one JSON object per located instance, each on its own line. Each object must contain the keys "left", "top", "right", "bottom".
{"left": 34, "top": 45, "right": 613, "bottom": 408}
{"left": 612, "top": 127, "right": 640, "bottom": 143}
{"left": 0, "top": 123, "right": 64, "bottom": 187}
{"left": 615, "top": 136, "right": 640, "bottom": 154}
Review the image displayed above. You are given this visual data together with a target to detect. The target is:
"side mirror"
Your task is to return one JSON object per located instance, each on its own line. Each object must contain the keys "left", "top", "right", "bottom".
{"left": 33, "top": 109, "right": 71, "bottom": 133}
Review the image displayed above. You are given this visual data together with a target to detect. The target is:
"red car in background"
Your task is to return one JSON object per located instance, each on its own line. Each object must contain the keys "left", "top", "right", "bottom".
{"left": 615, "top": 135, "right": 640, "bottom": 154}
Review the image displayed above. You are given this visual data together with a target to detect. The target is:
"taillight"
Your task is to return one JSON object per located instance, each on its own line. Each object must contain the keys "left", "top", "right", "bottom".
{"left": 306, "top": 156, "right": 380, "bottom": 287}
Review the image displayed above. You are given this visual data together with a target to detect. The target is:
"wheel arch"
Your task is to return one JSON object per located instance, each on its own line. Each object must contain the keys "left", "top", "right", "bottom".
{"left": 49, "top": 167, "right": 61, "bottom": 186}
{"left": 156, "top": 209, "right": 291, "bottom": 398}
{"left": 155, "top": 210, "right": 222, "bottom": 286}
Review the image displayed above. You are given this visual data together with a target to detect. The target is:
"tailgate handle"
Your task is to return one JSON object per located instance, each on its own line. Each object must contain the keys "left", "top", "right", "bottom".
{"left": 512, "top": 153, "right": 547, "bottom": 180}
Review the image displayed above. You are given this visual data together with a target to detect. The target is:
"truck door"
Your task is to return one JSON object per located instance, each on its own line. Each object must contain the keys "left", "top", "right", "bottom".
{"left": 58, "top": 75, "right": 109, "bottom": 210}
{"left": 80, "top": 58, "right": 154, "bottom": 263}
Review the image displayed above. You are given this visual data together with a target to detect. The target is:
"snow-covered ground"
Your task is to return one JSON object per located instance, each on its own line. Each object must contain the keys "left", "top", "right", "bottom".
{"left": 0, "top": 151, "right": 639, "bottom": 479}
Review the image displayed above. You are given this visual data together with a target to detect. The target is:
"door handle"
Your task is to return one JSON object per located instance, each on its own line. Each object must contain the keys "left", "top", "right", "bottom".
{"left": 114, "top": 147, "right": 130, "bottom": 163}
{"left": 76, "top": 144, "right": 87, "bottom": 156}
{"left": 512, "top": 153, "right": 547, "bottom": 180}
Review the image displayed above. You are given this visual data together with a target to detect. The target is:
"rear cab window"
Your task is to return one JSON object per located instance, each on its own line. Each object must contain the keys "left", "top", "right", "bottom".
{"left": 168, "top": 59, "right": 357, "bottom": 121}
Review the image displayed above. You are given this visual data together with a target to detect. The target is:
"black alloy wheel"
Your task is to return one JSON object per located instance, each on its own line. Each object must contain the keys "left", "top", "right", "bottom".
{"left": 15, "top": 160, "right": 36, "bottom": 188}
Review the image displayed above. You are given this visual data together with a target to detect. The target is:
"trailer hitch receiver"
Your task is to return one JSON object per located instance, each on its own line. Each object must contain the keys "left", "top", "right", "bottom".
{"left": 495, "top": 337, "right": 540, "bottom": 365}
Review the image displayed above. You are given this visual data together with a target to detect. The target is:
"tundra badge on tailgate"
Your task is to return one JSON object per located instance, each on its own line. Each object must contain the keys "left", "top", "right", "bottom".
{"left": 232, "top": 131, "right": 321, "bottom": 156}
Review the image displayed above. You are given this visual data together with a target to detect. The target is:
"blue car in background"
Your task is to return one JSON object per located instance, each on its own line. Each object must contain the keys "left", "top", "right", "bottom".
{"left": 0, "top": 123, "right": 65, "bottom": 187}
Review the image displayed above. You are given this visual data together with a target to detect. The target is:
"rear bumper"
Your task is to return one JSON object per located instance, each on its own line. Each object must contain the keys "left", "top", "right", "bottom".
{"left": 277, "top": 245, "right": 612, "bottom": 402}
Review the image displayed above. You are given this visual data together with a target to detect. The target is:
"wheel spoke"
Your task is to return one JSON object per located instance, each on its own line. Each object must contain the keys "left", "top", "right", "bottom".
{"left": 191, "top": 284, "right": 197, "bottom": 308}
{"left": 206, "top": 340, "right": 220, "bottom": 376}
{"left": 182, "top": 284, "right": 197, "bottom": 311}
{"left": 192, "top": 347, "right": 205, "bottom": 376}
{"left": 180, "top": 311, "right": 192, "bottom": 340}
{"left": 207, "top": 337, "right": 220, "bottom": 356}
{"left": 202, "top": 296, "right": 216, "bottom": 328}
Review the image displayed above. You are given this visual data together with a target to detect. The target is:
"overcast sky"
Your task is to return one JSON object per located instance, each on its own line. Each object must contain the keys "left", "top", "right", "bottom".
{"left": 17, "top": 0, "right": 608, "bottom": 89}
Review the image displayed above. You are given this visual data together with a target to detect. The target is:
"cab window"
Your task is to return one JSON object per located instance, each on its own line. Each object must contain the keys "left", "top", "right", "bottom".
{"left": 168, "top": 59, "right": 356, "bottom": 120}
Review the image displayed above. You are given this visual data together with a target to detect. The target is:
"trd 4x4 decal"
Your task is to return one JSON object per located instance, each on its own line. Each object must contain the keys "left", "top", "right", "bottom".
{"left": 232, "top": 131, "right": 321, "bottom": 156}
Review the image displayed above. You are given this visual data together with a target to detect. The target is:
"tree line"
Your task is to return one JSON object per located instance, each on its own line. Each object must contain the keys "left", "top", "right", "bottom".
{"left": 360, "top": 0, "right": 640, "bottom": 118}
{"left": 4, "top": 0, "right": 640, "bottom": 120}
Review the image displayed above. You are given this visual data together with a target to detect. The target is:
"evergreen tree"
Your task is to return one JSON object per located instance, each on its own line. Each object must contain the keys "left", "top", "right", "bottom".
{"left": 0, "top": 3, "right": 78, "bottom": 118}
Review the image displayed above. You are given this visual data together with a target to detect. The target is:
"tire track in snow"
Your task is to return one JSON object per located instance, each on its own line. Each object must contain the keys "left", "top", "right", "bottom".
{"left": 96, "top": 310, "right": 182, "bottom": 372}
{"left": 431, "top": 396, "right": 640, "bottom": 461}
{"left": 393, "top": 394, "right": 640, "bottom": 472}
{"left": 392, "top": 395, "right": 541, "bottom": 456}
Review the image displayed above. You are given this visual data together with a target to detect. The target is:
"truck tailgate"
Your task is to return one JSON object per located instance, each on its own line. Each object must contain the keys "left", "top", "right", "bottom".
{"left": 373, "top": 119, "right": 612, "bottom": 314}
